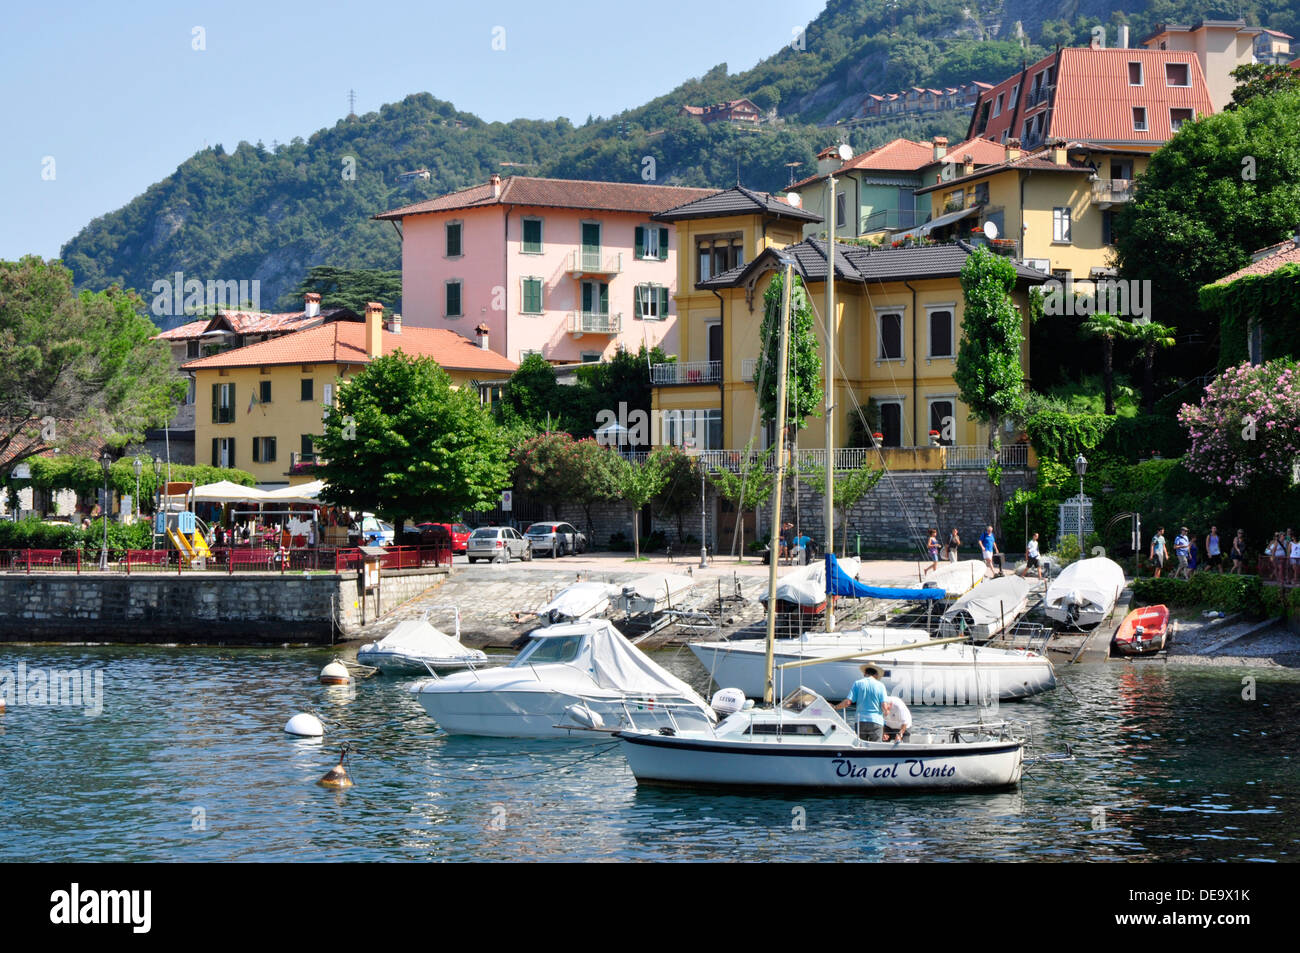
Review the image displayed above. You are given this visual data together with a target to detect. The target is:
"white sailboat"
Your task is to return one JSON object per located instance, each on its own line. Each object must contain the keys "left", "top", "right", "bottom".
{"left": 616, "top": 252, "right": 1026, "bottom": 791}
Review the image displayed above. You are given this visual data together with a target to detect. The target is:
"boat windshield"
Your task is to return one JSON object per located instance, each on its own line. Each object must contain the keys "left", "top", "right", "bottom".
{"left": 513, "top": 634, "right": 585, "bottom": 666}
{"left": 779, "top": 687, "right": 839, "bottom": 719}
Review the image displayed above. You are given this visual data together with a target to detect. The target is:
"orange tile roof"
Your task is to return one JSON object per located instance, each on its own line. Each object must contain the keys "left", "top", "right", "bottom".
{"left": 181, "top": 322, "right": 518, "bottom": 375}
{"left": 936, "top": 137, "right": 1008, "bottom": 166}
{"left": 155, "top": 320, "right": 210, "bottom": 341}
{"left": 375, "top": 176, "right": 715, "bottom": 220}
{"left": 1211, "top": 240, "right": 1300, "bottom": 285}
{"left": 916, "top": 145, "right": 1094, "bottom": 194}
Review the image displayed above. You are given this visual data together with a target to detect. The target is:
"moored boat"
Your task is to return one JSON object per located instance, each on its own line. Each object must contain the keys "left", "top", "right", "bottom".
{"left": 939, "top": 575, "right": 1031, "bottom": 641}
{"left": 1044, "top": 556, "right": 1126, "bottom": 628}
{"left": 1113, "top": 604, "right": 1170, "bottom": 655}
{"left": 357, "top": 610, "right": 487, "bottom": 675}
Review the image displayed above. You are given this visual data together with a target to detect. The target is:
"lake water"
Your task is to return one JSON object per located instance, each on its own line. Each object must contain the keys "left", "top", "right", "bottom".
{"left": 0, "top": 643, "right": 1295, "bottom": 862}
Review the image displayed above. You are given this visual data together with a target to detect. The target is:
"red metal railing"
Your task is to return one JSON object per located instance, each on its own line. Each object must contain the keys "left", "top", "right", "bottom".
{"left": 1, "top": 543, "right": 454, "bottom": 574}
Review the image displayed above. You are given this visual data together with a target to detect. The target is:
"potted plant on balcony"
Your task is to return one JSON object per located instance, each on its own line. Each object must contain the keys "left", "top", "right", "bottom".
{"left": 872, "top": 432, "right": 884, "bottom": 446}
{"left": 928, "top": 429, "right": 941, "bottom": 446}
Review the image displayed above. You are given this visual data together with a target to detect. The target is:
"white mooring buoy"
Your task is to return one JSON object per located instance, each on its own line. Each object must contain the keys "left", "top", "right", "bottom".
{"left": 319, "top": 660, "right": 350, "bottom": 685}
{"left": 284, "top": 713, "right": 324, "bottom": 737}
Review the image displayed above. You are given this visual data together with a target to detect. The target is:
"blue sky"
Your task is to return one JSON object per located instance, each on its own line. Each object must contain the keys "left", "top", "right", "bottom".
{"left": 1, "top": 0, "right": 827, "bottom": 261}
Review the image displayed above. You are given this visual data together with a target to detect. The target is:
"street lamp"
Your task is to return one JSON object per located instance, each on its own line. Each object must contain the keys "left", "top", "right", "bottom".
{"left": 132, "top": 457, "right": 143, "bottom": 522}
{"left": 99, "top": 451, "right": 112, "bottom": 571}
{"left": 152, "top": 456, "right": 163, "bottom": 550}
{"left": 1074, "top": 453, "right": 1088, "bottom": 552}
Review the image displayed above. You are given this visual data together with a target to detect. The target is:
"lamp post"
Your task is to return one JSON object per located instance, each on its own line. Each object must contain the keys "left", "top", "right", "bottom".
{"left": 1074, "top": 453, "right": 1088, "bottom": 553}
{"left": 685, "top": 439, "right": 708, "bottom": 569}
{"left": 99, "top": 451, "right": 112, "bottom": 571}
{"left": 152, "top": 456, "right": 163, "bottom": 550}
{"left": 132, "top": 457, "right": 143, "bottom": 522}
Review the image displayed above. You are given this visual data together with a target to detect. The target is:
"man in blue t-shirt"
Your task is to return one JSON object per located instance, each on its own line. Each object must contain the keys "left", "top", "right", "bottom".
{"left": 833, "top": 664, "right": 887, "bottom": 741}
{"left": 979, "top": 525, "right": 1001, "bottom": 577}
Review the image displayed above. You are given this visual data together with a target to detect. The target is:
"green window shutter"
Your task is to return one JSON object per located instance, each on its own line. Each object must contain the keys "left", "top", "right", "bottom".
{"left": 302, "top": 435, "right": 313, "bottom": 457}
{"left": 659, "top": 286, "right": 669, "bottom": 318}
{"left": 658, "top": 228, "right": 669, "bottom": 260}
{"left": 634, "top": 226, "right": 645, "bottom": 259}
{"left": 211, "top": 383, "right": 218, "bottom": 423}
{"left": 633, "top": 285, "right": 643, "bottom": 318}
{"left": 228, "top": 440, "right": 234, "bottom": 469}
{"left": 267, "top": 437, "right": 276, "bottom": 462}
{"left": 212, "top": 438, "right": 219, "bottom": 467}
{"left": 252, "top": 438, "right": 260, "bottom": 463}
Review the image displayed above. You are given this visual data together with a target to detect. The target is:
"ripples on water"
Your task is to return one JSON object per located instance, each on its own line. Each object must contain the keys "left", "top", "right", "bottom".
{"left": 0, "top": 644, "right": 1294, "bottom": 861}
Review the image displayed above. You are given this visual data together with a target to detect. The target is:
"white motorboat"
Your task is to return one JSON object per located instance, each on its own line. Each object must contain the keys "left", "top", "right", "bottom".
{"left": 939, "top": 575, "right": 1031, "bottom": 641}
{"left": 1044, "top": 556, "right": 1126, "bottom": 628}
{"left": 535, "top": 581, "right": 622, "bottom": 624}
{"left": 617, "top": 687, "right": 1025, "bottom": 790}
{"left": 690, "top": 629, "right": 1055, "bottom": 705}
{"left": 411, "top": 618, "right": 716, "bottom": 738}
{"left": 617, "top": 573, "right": 696, "bottom": 615}
{"left": 357, "top": 609, "right": 487, "bottom": 675}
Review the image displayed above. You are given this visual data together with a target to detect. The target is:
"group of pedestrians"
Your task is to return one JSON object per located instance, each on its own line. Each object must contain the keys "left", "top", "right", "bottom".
{"left": 922, "top": 525, "right": 1004, "bottom": 578}
{"left": 1148, "top": 525, "right": 1249, "bottom": 578}
{"left": 1264, "top": 529, "right": 1300, "bottom": 583}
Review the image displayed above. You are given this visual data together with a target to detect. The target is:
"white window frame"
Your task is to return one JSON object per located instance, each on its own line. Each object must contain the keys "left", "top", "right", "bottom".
{"left": 1169, "top": 107, "right": 1194, "bottom": 131}
{"left": 926, "top": 305, "right": 956, "bottom": 359}
{"left": 1128, "top": 62, "right": 1143, "bottom": 86}
{"left": 992, "top": 92, "right": 1004, "bottom": 117}
{"left": 876, "top": 310, "right": 905, "bottom": 363}
{"left": 1052, "top": 207, "right": 1072, "bottom": 244}
{"left": 875, "top": 398, "right": 905, "bottom": 447}
{"left": 635, "top": 283, "right": 668, "bottom": 321}
{"left": 704, "top": 319, "right": 722, "bottom": 365}
{"left": 521, "top": 217, "right": 544, "bottom": 254}
{"left": 1132, "top": 107, "right": 1148, "bottom": 132}
{"left": 1165, "top": 62, "right": 1191, "bottom": 87}
{"left": 519, "top": 348, "right": 543, "bottom": 363}
{"left": 926, "top": 396, "right": 957, "bottom": 445}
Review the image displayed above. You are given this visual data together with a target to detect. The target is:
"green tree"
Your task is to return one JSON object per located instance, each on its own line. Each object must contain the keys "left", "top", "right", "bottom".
{"left": 754, "top": 270, "right": 822, "bottom": 435}
{"left": 1079, "top": 312, "right": 1130, "bottom": 415}
{"left": 651, "top": 446, "right": 704, "bottom": 543}
{"left": 609, "top": 449, "right": 672, "bottom": 560}
{"left": 285, "top": 266, "right": 402, "bottom": 313}
{"left": 709, "top": 443, "right": 775, "bottom": 560}
{"left": 1228, "top": 63, "right": 1300, "bottom": 110}
{"left": 1128, "top": 321, "right": 1176, "bottom": 411}
{"left": 955, "top": 248, "right": 1025, "bottom": 533}
{"left": 511, "top": 433, "right": 619, "bottom": 533}
{"left": 315, "top": 353, "right": 510, "bottom": 530}
{"left": 502, "top": 354, "right": 564, "bottom": 430}
{"left": 0, "top": 258, "right": 184, "bottom": 476}
{"left": 1113, "top": 91, "right": 1300, "bottom": 346}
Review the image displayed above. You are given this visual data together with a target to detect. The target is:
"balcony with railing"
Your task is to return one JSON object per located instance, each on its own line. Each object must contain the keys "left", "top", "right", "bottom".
{"left": 611, "top": 444, "right": 1033, "bottom": 473}
{"left": 1091, "top": 178, "right": 1133, "bottom": 207}
{"left": 567, "top": 311, "right": 622, "bottom": 335}
{"left": 568, "top": 250, "right": 623, "bottom": 276}
{"left": 651, "top": 360, "right": 721, "bottom": 385}
{"left": 1026, "top": 85, "right": 1054, "bottom": 108}
{"left": 288, "top": 451, "right": 323, "bottom": 475}
{"left": 861, "top": 207, "right": 923, "bottom": 234}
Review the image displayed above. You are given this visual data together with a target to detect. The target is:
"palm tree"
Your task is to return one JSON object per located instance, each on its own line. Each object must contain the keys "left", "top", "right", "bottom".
{"left": 1129, "top": 321, "right": 1177, "bottom": 411}
{"left": 1079, "top": 312, "right": 1129, "bottom": 415}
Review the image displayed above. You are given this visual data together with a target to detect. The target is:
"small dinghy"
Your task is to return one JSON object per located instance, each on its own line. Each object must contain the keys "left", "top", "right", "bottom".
{"left": 1113, "top": 604, "right": 1170, "bottom": 656}
{"left": 357, "top": 609, "right": 487, "bottom": 675}
{"left": 617, "top": 573, "right": 696, "bottom": 615}
{"left": 535, "top": 581, "right": 622, "bottom": 624}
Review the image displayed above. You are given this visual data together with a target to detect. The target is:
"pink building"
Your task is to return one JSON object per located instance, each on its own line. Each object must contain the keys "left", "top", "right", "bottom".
{"left": 374, "top": 176, "right": 716, "bottom": 365}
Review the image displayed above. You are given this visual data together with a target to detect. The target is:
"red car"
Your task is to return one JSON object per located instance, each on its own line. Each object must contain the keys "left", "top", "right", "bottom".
{"left": 415, "top": 522, "right": 471, "bottom": 554}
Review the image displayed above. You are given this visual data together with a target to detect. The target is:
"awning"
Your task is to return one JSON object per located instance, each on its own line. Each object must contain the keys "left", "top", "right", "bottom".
{"left": 893, "top": 205, "right": 979, "bottom": 241}
{"left": 188, "top": 480, "right": 271, "bottom": 503}
{"left": 262, "top": 480, "right": 327, "bottom": 505}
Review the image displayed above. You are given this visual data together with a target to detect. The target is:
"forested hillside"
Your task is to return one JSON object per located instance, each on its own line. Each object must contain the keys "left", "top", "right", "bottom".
{"left": 59, "top": 0, "right": 1300, "bottom": 319}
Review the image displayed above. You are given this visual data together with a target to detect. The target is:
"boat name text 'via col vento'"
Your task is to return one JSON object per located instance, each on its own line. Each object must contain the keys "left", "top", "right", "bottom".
{"left": 832, "top": 759, "right": 957, "bottom": 779}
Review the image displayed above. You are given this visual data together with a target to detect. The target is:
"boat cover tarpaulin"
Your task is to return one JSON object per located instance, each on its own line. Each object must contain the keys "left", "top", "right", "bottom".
{"left": 370, "top": 620, "right": 477, "bottom": 660}
{"left": 581, "top": 620, "right": 712, "bottom": 705}
{"left": 825, "top": 554, "right": 945, "bottom": 600}
{"left": 537, "top": 582, "right": 621, "bottom": 620}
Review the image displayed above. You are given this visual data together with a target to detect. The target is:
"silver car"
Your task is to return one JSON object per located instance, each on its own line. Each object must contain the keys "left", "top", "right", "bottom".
{"left": 466, "top": 526, "right": 532, "bottom": 563}
{"left": 524, "top": 521, "right": 587, "bottom": 558}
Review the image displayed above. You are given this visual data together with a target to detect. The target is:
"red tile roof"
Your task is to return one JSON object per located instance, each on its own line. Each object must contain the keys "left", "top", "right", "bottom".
{"left": 374, "top": 176, "right": 716, "bottom": 221}
{"left": 1211, "top": 240, "right": 1300, "bottom": 285}
{"left": 156, "top": 320, "right": 210, "bottom": 341}
{"left": 937, "top": 137, "right": 1008, "bottom": 166}
{"left": 181, "top": 322, "right": 518, "bottom": 375}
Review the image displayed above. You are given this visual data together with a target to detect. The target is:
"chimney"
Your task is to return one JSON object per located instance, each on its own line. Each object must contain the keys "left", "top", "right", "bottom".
{"left": 815, "top": 146, "right": 840, "bottom": 175}
{"left": 932, "top": 136, "right": 949, "bottom": 161}
{"left": 489, "top": 174, "right": 502, "bottom": 199}
{"left": 304, "top": 292, "right": 321, "bottom": 318}
{"left": 1051, "top": 138, "right": 1067, "bottom": 165}
{"left": 1090, "top": 31, "right": 1103, "bottom": 50}
{"left": 387, "top": 312, "right": 402, "bottom": 334}
{"left": 365, "top": 302, "right": 384, "bottom": 359}
{"left": 475, "top": 323, "right": 490, "bottom": 350}
{"left": 1005, "top": 137, "right": 1022, "bottom": 162}
{"left": 1118, "top": 24, "right": 1130, "bottom": 49}
{"left": 962, "top": 153, "right": 975, "bottom": 176}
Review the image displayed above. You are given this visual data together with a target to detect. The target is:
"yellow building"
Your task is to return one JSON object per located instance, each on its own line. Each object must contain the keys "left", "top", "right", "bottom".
{"left": 914, "top": 140, "right": 1154, "bottom": 283}
{"left": 183, "top": 303, "right": 516, "bottom": 486}
{"left": 648, "top": 187, "right": 1041, "bottom": 461}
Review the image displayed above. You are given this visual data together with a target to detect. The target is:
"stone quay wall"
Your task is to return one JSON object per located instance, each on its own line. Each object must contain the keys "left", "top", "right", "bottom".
{"left": 0, "top": 566, "right": 449, "bottom": 645}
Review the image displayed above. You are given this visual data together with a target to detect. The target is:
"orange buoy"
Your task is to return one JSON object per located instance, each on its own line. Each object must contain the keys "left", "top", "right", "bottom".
{"left": 318, "top": 746, "right": 354, "bottom": 788}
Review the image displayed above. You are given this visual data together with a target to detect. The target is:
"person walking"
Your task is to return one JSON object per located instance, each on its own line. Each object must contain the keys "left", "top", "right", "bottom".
{"left": 1205, "top": 526, "right": 1222, "bottom": 574}
{"left": 833, "top": 664, "right": 888, "bottom": 741}
{"left": 1230, "top": 530, "right": 1245, "bottom": 575}
{"left": 979, "top": 525, "right": 1001, "bottom": 578}
{"left": 947, "top": 527, "right": 961, "bottom": 563}
{"left": 1270, "top": 533, "right": 1287, "bottom": 582}
{"left": 1173, "top": 527, "right": 1191, "bottom": 580}
{"left": 1018, "top": 532, "right": 1043, "bottom": 579}
{"left": 1290, "top": 534, "right": 1300, "bottom": 586}
{"left": 1149, "top": 528, "right": 1167, "bottom": 578}
{"left": 923, "top": 528, "right": 940, "bottom": 575}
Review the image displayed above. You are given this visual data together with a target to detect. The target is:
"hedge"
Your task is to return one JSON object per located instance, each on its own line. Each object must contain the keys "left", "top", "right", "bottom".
{"left": 1132, "top": 573, "right": 1300, "bottom": 618}
{"left": 0, "top": 517, "right": 151, "bottom": 554}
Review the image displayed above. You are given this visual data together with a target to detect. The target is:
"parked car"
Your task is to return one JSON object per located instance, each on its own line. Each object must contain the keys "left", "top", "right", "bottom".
{"left": 416, "top": 522, "right": 472, "bottom": 554}
{"left": 466, "top": 526, "right": 532, "bottom": 563}
{"left": 400, "top": 522, "right": 452, "bottom": 551}
{"left": 524, "top": 521, "right": 587, "bottom": 558}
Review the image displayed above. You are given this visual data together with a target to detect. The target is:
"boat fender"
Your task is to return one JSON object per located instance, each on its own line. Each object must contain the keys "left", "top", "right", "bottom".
{"left": 711, "top": 687, "right": 747, "bottom": 717}
{"left": 284, "top": 713, "right": 324, "bottom": 737}
{"left": 319, "top": 660, "right": 350, "bottom": 685}
{"left": 563, "top": 703, "right": 604, "bottom": 729}
{"left": 318, "top": 746, "right": 354, "bottom": 788}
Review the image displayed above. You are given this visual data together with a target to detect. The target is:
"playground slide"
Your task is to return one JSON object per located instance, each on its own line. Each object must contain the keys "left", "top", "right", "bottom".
{"left": 190, "top": 532, "right": 212, "bottom": 558}
{"left": 167, "top": 528, "right": 195, "bottom": 558}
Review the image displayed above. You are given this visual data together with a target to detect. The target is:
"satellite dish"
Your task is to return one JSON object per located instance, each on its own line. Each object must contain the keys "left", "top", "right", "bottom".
{"left": 837, "top": 143, "right": 853, "bottom": 162}
{"left": 940, "top": 163, "right": 954, "bottom": 181}
{"left": 983, "top": 221, "right": 999, "bottom": 241}
{"left": 785, "top": 192, "right": 802, "bottom": 208}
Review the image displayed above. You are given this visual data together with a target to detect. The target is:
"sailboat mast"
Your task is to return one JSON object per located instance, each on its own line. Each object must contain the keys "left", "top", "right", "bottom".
{"left": 764, "top": 258, "right": 795, "bottom": 705}
{"left": 824, "top": 173, "right": 837, "bottom": 634}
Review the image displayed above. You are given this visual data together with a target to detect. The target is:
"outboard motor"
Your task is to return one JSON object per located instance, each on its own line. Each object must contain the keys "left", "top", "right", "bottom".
{"left": 710, "top": 687, "right": 747, "bottom": 718}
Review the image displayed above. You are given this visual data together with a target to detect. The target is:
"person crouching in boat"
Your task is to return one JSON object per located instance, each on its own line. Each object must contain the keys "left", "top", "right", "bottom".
{"left": 833, "top": 664, "right": 887, "bottom": 741}
{"left": 882, "top": 695, "right": 912, "bottom": 743}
